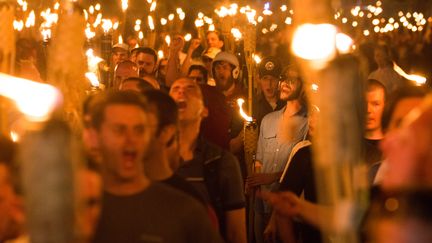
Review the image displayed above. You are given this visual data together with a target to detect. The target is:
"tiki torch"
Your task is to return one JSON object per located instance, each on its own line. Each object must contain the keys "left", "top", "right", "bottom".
{"left": 0, "top": 0, "right": 16, "bottom": 135}
{"left": 237, "top": 98, "right": 258, "bottom": 242}
{"left": 292, "top": 0, "right": 366, "bottom": 241}
{"left": 100, "top": 19, "right": 113, "bottom": 86}
{"left": 0, "top": 72, "right": 78, "bottom": 243}
{"left": 242, "top": 6, "right": 257, "bottom": 115}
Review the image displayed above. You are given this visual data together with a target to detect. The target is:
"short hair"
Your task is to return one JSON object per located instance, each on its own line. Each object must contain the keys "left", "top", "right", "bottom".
{"left": 115, "top": 60, "right": 138, "bottom": 72}
{"left": 206, "top": 30, "right": 224, "bottom": 41}
{"left": 90, "top": 91, "right": 148, "bottom": 130}
{"left": 188, "top": 65, "right": 208, "bottom": 83}
{"left": 122, "top": 77, "right": 155, "bottom": 92}
{"left": 381, "top": 85, "right": 428, "bottom": 131}
{"left": 143, "top": 90, "right": 178, "bottom": 135}
{"left": 135, "top": 47, "right": 158, "bottom": 64}
{"left": 367, "top": 79, "right": 387, "bottom": 101}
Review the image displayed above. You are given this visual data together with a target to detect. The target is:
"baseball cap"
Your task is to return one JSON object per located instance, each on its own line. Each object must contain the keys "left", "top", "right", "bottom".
{"left": 258, "top": 56, "right": 282, "bottom": 78}
{"left": 112, "top": 43, "right": 129, "bottom": 52}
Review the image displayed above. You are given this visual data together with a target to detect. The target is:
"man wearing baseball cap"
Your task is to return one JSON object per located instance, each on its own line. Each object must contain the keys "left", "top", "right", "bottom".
{"left": 212, "top": 52, "right": 246, "bottom": 156}
{"left": 254, "top": 56, "right": 285, "bottom": 127}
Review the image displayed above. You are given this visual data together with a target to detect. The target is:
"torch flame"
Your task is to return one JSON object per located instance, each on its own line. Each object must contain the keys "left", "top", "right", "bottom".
{"left": 101, "top": 19, "right": 113, "bottom": 33}
{"left": 148, "top": 16, "right": 155, "bottom": 31}
{"left": 231, "top": 28, "right": 242, "bottom": 40}
{"left": 121, "top": 0, "right": 128, "bottom": 12}
{"left": 25, "top": 10, "right": 35, "bottom": 28}
{"left": 10, "top": 131, "right": 19, "bottom": 142}
{"left": 161, "top": 18, "right": 167, "bottom": 25}
{"left": 150, "top": 1, "right": 157, "bottom": 12}
{"left": 393, "top": 63, "right": 427, "bottom": 86}
{"left": 237, "top": 98, "right": 253, "bottom": 122}
{"left": 85, "top": 72, "right": 100, "bottom": 87}
{"left": 165, "top": 35, "right": 171, "bottom": 46}
{"left": 0, "top": 73, "right": 62, "bottom": 122}
{"left": 13, "top": 20, "right": 24, "bottom": 31}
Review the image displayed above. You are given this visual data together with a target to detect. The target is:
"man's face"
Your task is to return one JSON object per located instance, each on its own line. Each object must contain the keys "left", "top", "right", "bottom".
{"left": 136, "top": 53, "right": 156, "bottom": 77}
{"left": 96, "top": 104, "right": 150, "bottom": 182}
{"left": 188, "top": 69, "right": 205, "bottom": 84}
{"left": 112, "top": 49, "right": 128, "bottom": 66}
{"left": 158, "top": 59, "right": 168, "bottom": 77}
{"left": 142, "top": 110, "right": 159, "bottom": 160}
{"left": 374, "top": 49, "right": 389, "bottom": 68}
{"left": 279, "top": 69, "right": 302, "bottom": 101}
{"left": 206, "top": 32, "right": 223, "bottom": 49}
{"left": 0, "top": 164, "right": 22, "bottom": 242}
{"left": 119, "top": 80, "right": 140, "bottom": 92}
{"left": 366, "top": 88, "right": 385, "bottom": 132}
{"left": 77, "top": 169, "right": 102, "bottom": 242}
{"left": 259, "top": 75, "right": 279, "bottom": 99}
{"left": 214, "top": 61, "right": 234, "bottom": 92}
{"left": 114, "top": 64, "right": 138, "bottom": 90}
{"left": 169, "top": 78, "right": 206, "bottom": 123}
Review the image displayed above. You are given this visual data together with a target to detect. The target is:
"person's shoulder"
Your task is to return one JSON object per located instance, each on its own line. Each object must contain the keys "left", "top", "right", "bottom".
{"left": 261, "top": 108, "right": 283, "bottom": 126}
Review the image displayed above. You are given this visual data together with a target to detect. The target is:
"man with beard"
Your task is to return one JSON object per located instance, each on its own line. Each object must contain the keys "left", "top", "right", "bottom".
{"left": 245, "top": 65, "right": 308, "bottom": 243}
{"left": 211, "top": 52, "right": 245, "bottom": 155}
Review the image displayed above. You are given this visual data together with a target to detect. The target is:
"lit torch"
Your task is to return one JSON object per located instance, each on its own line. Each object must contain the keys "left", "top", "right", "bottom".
{"left": 393, "top": 63, "right": 427, "bottom": 86}
{"left": 237, "top": 98, "right": 257, "bottom": 175}
{"left": 237, "top": 97, "right": 258, "bottom": 242}
{"left": 100, "top": 19, "right": 113, "bottom": 86}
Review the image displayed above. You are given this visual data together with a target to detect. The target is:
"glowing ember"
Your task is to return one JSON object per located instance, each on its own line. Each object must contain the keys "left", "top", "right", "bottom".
{"left": 237, "top": 98, "right": 253, "bottom": 122}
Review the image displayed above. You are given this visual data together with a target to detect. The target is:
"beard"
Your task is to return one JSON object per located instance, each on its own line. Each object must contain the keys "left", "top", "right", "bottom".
{"left": 281, "top": 86, "right": 303, "bottom": 101}
{"left": 215, "top": 76, "right": 234, "bottom": 92}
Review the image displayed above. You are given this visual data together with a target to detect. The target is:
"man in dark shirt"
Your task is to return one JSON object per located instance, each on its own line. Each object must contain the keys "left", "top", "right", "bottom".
{"left": 89, "top": 91, "right": 221, "bottom": 243}
{"left": 364, "top": 79, "right": 386, "bottom": 165}
{"left": 253, "top": 56, "right": 285, "bottom": 127}
{"left": 169, "top": 78, "right": 247, "bottom": 243}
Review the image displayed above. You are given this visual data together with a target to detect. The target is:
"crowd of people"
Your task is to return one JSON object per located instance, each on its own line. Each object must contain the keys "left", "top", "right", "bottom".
{"left": 2, "top": 19, "right": 432, "bottom": 243}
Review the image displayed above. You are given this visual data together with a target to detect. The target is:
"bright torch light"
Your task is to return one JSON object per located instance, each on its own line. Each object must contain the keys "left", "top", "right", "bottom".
{"left": 237, "top": 98, "right": 252, "bottom": 122}
{"left": 0, "top": 73, "right": 62, "bottom": 122}
{"left": 393, "top": 63, "right": 427, "bottom": 86}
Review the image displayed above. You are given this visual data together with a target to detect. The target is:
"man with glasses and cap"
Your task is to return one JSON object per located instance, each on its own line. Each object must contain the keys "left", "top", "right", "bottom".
{"left": 246, "top": 64, "right": 308, "bottom": 243}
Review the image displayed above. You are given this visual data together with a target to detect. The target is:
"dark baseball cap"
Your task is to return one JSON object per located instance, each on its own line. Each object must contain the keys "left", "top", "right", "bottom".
{"left": 258, "top": 56, "right": 282, "bottom": 78}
